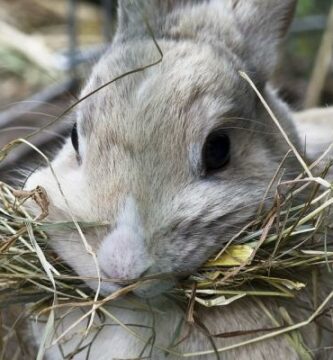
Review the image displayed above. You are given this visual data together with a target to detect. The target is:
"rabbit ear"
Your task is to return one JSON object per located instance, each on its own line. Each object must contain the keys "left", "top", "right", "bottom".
{"left": 230, "top": 0, "right": 297, "bottom": 78}
{"left": 115, "top": 0, "right": 195, "bottom": 41}
{"left": 115, "top": 0, "right": 175, "bottom": 40}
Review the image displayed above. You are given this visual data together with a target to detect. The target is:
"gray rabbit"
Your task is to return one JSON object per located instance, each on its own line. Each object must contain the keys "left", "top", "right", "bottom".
{"left": 25, "top": 1, "right": 333, "bottom": 359}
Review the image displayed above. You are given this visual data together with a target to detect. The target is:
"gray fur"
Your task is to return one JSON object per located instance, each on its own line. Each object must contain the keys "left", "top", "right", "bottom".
{"left": 25, "top": 1, "right": 332, "bottom": 359}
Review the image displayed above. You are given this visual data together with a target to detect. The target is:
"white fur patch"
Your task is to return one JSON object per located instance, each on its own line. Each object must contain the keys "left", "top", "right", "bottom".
{"left": 97, "top": 196, "right": 153, "bottom": 293}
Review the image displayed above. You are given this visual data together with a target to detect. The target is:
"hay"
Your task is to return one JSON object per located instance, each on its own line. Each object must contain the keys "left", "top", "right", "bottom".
{"left": 1, "top": 168, "right": 332, "bottom": 307}
{"left": 1, "top": 74, "right": 333, "bottom": 358}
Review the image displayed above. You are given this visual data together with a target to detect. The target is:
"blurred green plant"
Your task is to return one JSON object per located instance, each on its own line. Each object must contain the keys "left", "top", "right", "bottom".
{"left": 297, "top": 0, "right": 331, "bottom": 17}
{"left": 278, "top": 0, "right": 333, "bottom": 107}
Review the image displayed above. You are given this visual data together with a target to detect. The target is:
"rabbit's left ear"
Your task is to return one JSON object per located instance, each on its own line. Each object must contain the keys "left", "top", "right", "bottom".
{"left": 230, "top": 0, "right": 297, "bottom": 79}
{"left": 114, "top": 0, "right": 192, "bottom": 41}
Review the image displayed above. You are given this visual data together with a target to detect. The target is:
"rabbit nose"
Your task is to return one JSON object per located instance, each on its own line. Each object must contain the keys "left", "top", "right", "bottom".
{"left": 97, "top": 196, "right": 153, "bottom": 283}
{"left": 97, "top": 219, "right": 153, "bottom": 282}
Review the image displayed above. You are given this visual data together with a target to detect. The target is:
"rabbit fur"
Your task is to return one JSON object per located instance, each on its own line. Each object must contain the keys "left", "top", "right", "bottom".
{"left": 25, "top": 1, "right": 333, "bottom": 359}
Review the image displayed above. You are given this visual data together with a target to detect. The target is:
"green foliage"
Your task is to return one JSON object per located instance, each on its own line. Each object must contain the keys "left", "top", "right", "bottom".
{"left": 297, "top": 0, "right": 332, "bottom": 17}
{"left": 297, "top": 0, "right": 313, "bottom": 17}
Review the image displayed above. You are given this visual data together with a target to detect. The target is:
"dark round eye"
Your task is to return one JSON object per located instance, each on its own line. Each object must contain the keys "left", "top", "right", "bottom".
{"left": 71, "top": 123, "right": 79, "bottom": 153}
{"left": 203, "top": 132, "right": 230, "bottom": 173}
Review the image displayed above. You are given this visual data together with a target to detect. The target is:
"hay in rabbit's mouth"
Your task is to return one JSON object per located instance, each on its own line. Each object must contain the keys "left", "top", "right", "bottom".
{"left": 1, "top": 74, "right": 333, "bottom": 358}
{"left": 2, "top": 163, "right": 332, "bottom": 307}
{"left": 1, "top": 153, "right": 333, "bottom": 358}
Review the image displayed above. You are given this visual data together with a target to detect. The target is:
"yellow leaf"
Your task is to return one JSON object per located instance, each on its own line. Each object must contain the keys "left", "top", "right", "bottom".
{"left": 205, "top": 245, "right": 254, "bottom": 267}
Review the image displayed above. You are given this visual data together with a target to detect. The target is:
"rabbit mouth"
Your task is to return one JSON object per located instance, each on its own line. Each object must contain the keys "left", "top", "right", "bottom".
{"left": 97, "top": 266, "right": 178, "bottom": 299}
{"left": 133, "top": 278, "right": 176, "bottom": 298}
{"left": 91, "top": 279, "right": 174, "bottom": 299}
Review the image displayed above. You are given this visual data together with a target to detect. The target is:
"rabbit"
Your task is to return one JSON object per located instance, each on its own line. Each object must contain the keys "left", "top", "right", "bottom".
{"left": 24, "top": 0, "right": 333, "bottom": 359}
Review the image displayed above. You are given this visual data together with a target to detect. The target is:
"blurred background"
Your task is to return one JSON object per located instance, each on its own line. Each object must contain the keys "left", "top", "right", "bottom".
{"left": 0, "top": 0, "right": 332, "bottom": 176}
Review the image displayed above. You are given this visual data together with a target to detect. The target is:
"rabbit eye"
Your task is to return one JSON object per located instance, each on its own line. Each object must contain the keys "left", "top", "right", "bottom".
{"left": 203, "top": 132, "right": 230, "bottom": 173}
{"left": 71, "top": 123, "right": 79, "bottom": 153}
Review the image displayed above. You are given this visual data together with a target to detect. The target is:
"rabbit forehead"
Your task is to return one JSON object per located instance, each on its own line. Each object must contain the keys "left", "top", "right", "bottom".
{"left": 74, "top": 40, "right": 259, "bottom": 217}
{"left": 78, "top": 39, "right": 248, "bottom": 142}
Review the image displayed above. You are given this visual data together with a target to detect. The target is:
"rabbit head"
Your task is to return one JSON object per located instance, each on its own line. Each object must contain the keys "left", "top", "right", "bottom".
{"left": 25, "top": 0, "right": 300, "bottom": 296}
